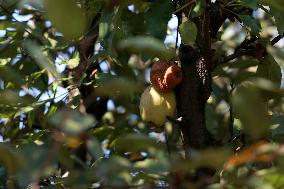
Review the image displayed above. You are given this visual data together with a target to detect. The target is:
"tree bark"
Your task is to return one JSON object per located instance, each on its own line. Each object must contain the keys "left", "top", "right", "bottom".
{"left": 176, "top": 2, "right": 213, "bottom": 155}
{"left": 177, "top": 45, "right": 212, "bottom": 154}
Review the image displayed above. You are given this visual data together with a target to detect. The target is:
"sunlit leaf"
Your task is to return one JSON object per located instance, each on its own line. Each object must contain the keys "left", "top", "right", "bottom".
{"left": 14, "top": 106, "right": 33, "bottom": 118}
{"left": 257, "top": 169, "right": 284, "bottom": 189}
{"left": 111, "top": 133, "right": 158, "bottom": 153}
{"left": 179, "top": 20, "right": 197, "bottom": 45}
{"left": 192, "top": 0, "right": 206, "bottom": 17}
{"left": 62, "top": 51, "right": 80, "bottom": 68}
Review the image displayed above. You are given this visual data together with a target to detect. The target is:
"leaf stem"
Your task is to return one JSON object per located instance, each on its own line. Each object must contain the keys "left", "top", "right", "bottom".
{"left": 173, "top": 0, "right": 196, "bottom": 15}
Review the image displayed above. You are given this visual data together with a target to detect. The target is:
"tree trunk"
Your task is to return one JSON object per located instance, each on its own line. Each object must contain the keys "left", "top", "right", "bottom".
{"left": 174, "top": 0, "right": 215, "bottom": 154}
{"left": 177, "top": 44, "right": 212, "bottom": 155}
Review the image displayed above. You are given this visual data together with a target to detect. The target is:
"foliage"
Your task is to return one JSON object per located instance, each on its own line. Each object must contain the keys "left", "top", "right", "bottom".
{"left": 0, "top": 0, "right": 284, "bottom": 188}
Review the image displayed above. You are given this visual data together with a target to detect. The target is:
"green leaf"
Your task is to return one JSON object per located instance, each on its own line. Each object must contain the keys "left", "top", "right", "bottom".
{"left": 27, "top": 110, "right": 35, "bottom": 128}
{"left": 257, "top": 169, "right": 284, "bottom": 188}
{"left": 179, "top": 20, "right": 197, "bottom": 45}
{"left": 92, "top": 126, "right": 115, "bottom": 141}
{"left": 50, "top": 109, "right": 96, "bottom": 135}
{"left": 240, "top": 15, "right": 261, "bottom": 34}
{"left": 0, "top": 144, "right": 22, "bottom": 175}
{"left": 63, "top": 51, "right": 80, "bottom": 68}
{"left": 18, "top": 0, "right": 44, "bottom": 9}
{"left": 270, "top": 115, "right": 284, "bottom": 140}
{"left": 44, "top": 0, "right": 87, "bottom": 39}
{"left": 120, "top": 9, "right": 145, "bottom": 35}
{"left": 118, "top": 36, "right": 175, "bottom": 59}
{"left": 0, "top": 65, "right": 25, "bottom": 87}
{"left": 232, "top": 81, "right": 271, "bottom": 139}
{"left": 111, "top": 134, "right": 158, "bottom": 153}
{"left": 206, "top": 104, "right": 223, "bottom": 141}
{"left": 240, "top": 0, "right": 258, "bottom": 8}
{"left": 260, "top": 0, "right": 284, "bottom": 10}
{"left": 192, "top": 0, "right": 206, "bottom": 17}
{"left": 17, "top": 144, "right": 57, "bottom": 187}
{"left": 144, "top": 0, "right": 172, "bottom": 40}
{"left": 99, "top": 22, "right": 110, "bottom": 40}
{"left": 0, "top": 90, "right": 33, "bottom": 105}
{"left": 173, "top": 148, "right": 230, "bottom": 171}
{"left": 86, "top": 0, "right": 103, "bottom": 21}
{"left": 270, "top": 7, "right": 284, "bottom": 34}
{"left": 93, "top": 156, "right": 132, "bottom": 187}
{"left": 1, "top": 0, "right": 18, "bottom": 9}
{"left": 134, "top": 149, "right": 170, "bottom": 173}
{"left": 256, "top": 55, "right": 282, "bottom": 88}
{"left": 22, "top": 40, "right": 61, "bottom": 79}
{"left": 95, "top": 73, "right": 143, "bottom": 98}
{"left": 268, "top": 47, "right": 284, "bottom": 71}
{"left": 98, "top": 10, "right": 115, "bottom": 46}
{"left": 87, "top": 137, "right": 103, "bottom": 160}
{"left": 14, "top": 106, "right": 34, "bottom": 118}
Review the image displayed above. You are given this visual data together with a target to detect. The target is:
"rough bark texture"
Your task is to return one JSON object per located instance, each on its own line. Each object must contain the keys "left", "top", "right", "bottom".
{"left": 177, "top": 45, "right": 212, "bottom": 153}
{"left": 174, "top": 0, "right": 265, "bottom": 153}
{"left": 175, "top": 0, "right": 213, "bottom": 154}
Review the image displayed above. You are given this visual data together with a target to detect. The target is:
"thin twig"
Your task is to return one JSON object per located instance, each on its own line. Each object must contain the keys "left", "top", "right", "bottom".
{"left": 213, "top": 34, "right": 283, "bottom": 69}
{"left": 212, "top": 49, "right": 254, "bottom": 69}
{"left": 271, "top": 34, "right": 284, "bottom": 46}
{"left": 173, "top": 0, "right": 196, "bottom": 15}
{"left": 228, "top": 82, "right": 235, "bottom": 142}
{"left": 164, "top": 127, "right": 171, "bottom": 159}
{"left": 175, "top": 16, "right": 180, "bottom": 49}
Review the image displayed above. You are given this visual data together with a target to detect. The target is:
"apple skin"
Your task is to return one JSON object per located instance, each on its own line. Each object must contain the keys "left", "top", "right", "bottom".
{"left": 139, "top": 86, "right": 176, "bottom": 126}
{"left": 150, "top": 60, "right": 182, "bottom": 93}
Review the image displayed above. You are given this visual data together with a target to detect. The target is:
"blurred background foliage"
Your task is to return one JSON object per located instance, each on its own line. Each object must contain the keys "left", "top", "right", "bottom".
{"left": 0, "top": 0, "right": 284, "bottom": 188}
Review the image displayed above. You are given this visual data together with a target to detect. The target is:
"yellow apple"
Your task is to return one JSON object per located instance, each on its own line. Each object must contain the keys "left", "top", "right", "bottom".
{"left": 139, "top": 86, "right": 176, "bottom": 126}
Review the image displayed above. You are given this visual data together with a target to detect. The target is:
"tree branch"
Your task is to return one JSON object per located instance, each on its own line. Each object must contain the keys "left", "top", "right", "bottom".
{"left": 212, "top": 33, "right": 282, "bottom": 70}
{"left": 271, "top": 33, "right": 284, "bottom": 46}
{"left": 212, "top": 49, "right": 254, "bottom": 69}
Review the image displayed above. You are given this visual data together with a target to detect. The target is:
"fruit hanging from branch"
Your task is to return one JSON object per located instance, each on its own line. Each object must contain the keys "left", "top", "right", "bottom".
{"left": 150, "top": 60, "right": 182, "bottom": 93}
{"left": 140, "top": 60, "right": 182, "bottom": 126}
{"left": 139, "top": 86, "right": 177, "bottom": 126}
